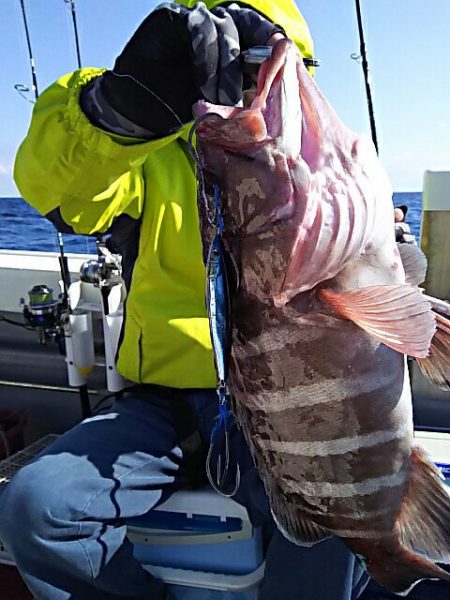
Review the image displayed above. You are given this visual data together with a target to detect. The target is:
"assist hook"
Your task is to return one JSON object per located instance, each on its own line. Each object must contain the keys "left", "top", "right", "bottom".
{"left": 206, "top": 383, "right": 241, "bottom": 498}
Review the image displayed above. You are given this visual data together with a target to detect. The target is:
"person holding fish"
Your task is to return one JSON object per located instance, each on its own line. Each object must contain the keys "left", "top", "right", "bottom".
{"left": 5, "top": 1, "right": 448, "bottom": 599}
{"left": 394, "top": 205, "right": 417, "bottom": 244}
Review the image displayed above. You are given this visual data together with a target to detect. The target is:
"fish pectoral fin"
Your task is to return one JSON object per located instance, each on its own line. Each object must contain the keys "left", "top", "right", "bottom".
{"left": 320, "top": 284, "right": 436, "bottom": 358}
{"left": 416, "top": 312, "right": 450, "bottom": 391}
{"left": 397, "top": 243, "right": 428, "bottom": 286}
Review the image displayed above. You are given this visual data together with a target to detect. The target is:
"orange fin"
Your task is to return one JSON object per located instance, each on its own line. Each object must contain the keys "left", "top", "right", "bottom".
{"left": 417, "top": 312, "right": 450, "bottom": 391}
{"left": 320, "top": 284, "right": 436, "bottom": 358}
{"left": 397, "top": 243, "right": 428, "bottom": 286}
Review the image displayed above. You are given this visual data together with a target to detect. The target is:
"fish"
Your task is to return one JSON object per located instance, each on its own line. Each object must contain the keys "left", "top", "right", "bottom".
{"left": 192, "top": 38, "right": 450, "bottom": 595}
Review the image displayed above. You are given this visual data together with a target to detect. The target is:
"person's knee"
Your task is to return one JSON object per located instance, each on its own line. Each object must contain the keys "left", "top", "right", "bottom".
{"left": 0, "top": 454, "right": 77, "bottom": 549}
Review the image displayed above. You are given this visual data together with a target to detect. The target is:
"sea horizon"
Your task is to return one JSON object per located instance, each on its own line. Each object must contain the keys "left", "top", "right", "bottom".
{"left": 0, "top": 192, "right": 423, "bottom": 253}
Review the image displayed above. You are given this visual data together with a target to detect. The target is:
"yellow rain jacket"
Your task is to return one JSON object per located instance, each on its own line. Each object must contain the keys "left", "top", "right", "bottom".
{"left": 14, "top": 1, "right": 314, "bottom": 389}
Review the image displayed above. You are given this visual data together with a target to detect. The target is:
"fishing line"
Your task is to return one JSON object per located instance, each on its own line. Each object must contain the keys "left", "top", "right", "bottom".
{"left": 187, "top": 113, "right": 227, "bottom": 226}
{"left": 0, "top": 316, "right": 28, "bottom": 329}
{"left": 109, "top": 72, "right": 185, "bottom": 130}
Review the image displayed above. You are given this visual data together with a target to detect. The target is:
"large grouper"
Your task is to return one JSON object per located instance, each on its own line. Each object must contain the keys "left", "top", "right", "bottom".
{"left": 192, "top": 39, "right": 450, "bottom": 594}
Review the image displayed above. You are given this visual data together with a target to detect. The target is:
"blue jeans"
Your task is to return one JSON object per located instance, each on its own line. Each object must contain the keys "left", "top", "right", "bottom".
{"left": 0, "top": 386, "right": 369, "bottom": 599}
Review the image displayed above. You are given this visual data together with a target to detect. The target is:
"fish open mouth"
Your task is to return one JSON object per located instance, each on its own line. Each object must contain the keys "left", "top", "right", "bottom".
{"left": 193, "top": 39, "right": 302, "bottom": 155}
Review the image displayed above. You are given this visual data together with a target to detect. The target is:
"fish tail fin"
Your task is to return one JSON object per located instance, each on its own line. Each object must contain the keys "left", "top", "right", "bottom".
{"left": 397, "top": 445, "right": 450, "bottom": 562}
{"left": 364, "top": 445, "right": 450, "bottom": 594}
{"left": 367, "top": 549, "right": 450, "bottom": 596}
{"left": 368, "top": 444, "right": 450, "bottom": 594}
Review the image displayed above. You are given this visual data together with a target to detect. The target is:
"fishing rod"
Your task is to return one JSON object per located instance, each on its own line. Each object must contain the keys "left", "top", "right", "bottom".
{"left": 353, "top": 0, "right": 379, "bottom": 154}
{"left": 64, "top": 0, "right": 82, "bottom": 70}
{"left": 63, "top": 1, "right": 126, "bottom": 401}
{"left": 16, "top": 0, "right": 85, "bottom": 301}
{"left": 15, "top": 0, "right": 96, "bottom": 418}
{"left": 56, "top": 0, "right": 83, "bottom": 303}
{"left": 16, "top": 0, "right": 72, "bottom": 303}
{"left": 16, "top": 0, "right": 39, "bottom": 100}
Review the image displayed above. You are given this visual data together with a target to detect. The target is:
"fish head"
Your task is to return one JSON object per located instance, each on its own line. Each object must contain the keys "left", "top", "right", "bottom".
{"left": 194, "top": 39, "right": 304, "bottom": 234}
{"left": 194, "top": 39, "right": 306, "bottom": 299}
{"left": 194, "top": 38, "right": 395, "bottom": 305}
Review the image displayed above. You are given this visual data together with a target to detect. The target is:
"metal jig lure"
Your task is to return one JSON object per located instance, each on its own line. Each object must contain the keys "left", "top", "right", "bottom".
{"left": 204, "top": 184, "right": 240, "bottom": 497}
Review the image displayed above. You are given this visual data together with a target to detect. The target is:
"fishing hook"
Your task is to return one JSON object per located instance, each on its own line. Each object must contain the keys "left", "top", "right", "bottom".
{"left": 206, "top": 385, "right": 241, "bottom": 497}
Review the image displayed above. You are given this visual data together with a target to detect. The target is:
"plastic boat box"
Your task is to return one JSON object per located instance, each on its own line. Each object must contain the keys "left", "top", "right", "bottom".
{"left": 127, "top": 487, "right": 265, "bottom": 599}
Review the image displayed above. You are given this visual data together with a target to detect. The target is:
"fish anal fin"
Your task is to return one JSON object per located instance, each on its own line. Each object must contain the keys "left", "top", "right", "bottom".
{"left": 270, "top": 489, "right": 330, "bottom": 547}
{"left": 320, "top": 284, "right": 436, "bottom": 358}
{"left": 397, "top": 243, "right": 428, "bottom": 286}
{"left": 417, "top": 312, "right": 450, "bottom": 391}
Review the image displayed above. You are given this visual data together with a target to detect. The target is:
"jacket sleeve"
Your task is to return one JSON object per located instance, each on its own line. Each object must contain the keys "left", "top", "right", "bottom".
{"left": 14, "top": 68, "right": 184, "bottom": 234}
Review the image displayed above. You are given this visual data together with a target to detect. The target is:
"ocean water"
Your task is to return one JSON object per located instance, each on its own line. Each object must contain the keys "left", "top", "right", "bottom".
{"left": 0, "top": 193, "right": 422, "bottom": 253}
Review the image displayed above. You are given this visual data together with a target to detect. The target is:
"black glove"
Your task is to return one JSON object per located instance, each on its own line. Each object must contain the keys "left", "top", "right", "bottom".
{"left": 86, "top": 2, "right": 283, "bottom": 137}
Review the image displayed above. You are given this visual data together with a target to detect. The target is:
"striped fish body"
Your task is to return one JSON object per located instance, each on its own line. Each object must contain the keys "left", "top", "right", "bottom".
{"left": 194, "top": 38, "right": 450, "bottom": 594}
{"left": 230, "top": 291, "right": 411, "bottom": 550}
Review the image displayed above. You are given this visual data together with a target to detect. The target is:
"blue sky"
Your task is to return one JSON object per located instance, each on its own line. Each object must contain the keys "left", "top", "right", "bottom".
{"left": 1, "top": 0, "right": 449, "bottom": 196}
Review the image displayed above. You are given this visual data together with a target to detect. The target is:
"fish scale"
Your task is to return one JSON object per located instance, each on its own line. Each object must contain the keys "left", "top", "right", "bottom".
{"left": 193, "top": 37, "right": 450, "bottom": 595}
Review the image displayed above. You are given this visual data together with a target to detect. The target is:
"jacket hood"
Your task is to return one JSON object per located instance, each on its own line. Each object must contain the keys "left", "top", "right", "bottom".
{"left": 176, "top": 1, "right": 314, "bottom": 61}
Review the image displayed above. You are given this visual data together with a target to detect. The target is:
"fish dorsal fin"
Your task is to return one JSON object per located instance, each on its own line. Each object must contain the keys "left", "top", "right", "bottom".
{"left": 397, "top": 243, "right": 428, "bottom": 286}
{"left": 320, "top": 284, "right": 436, "bottom": 358}
{"left": 416, "top": 312, "right": 450, "bottom": 391}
